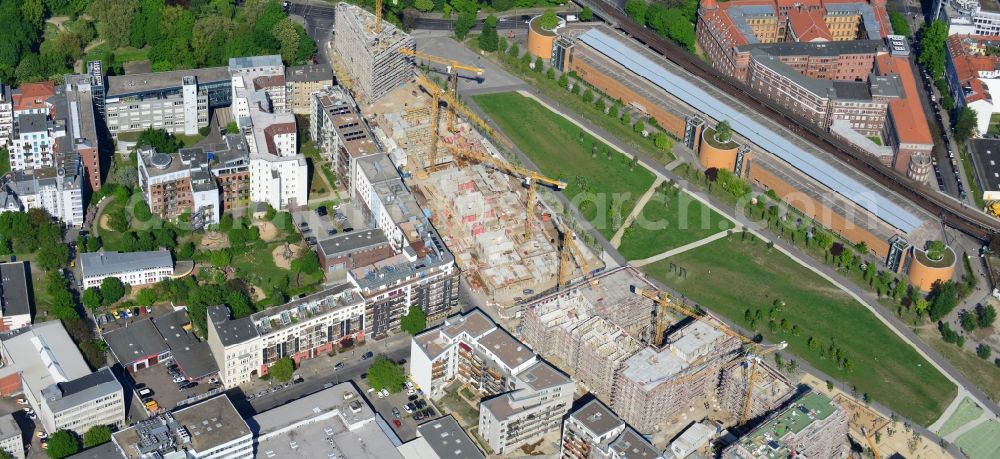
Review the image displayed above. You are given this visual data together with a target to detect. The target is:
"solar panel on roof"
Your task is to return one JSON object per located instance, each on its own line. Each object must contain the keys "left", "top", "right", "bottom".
{"left": 578, "top": 29, "right": 922, "bottom": 233}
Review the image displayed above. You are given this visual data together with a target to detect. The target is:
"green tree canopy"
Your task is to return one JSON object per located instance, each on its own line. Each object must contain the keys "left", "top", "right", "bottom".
{"left": 954, "top": 106, "right": 978, "bottom": 143}
{"left": 455, "top": 11, "right": 476, "bottom": 40}
{"left": 580, "top": 7, "right": 594, "bottom": 21}
{"left": 368, "top": 356, "right": 406, "bottom": 392}
{"left": 539, "top": 9, "right": 559, "bottom": 30}
{"left": 624, "top": 0, "right": 647, "bottom": 24}
{"left": 415, "top": 0, "right": 435, "bottom": 11}
{"left": 479, "top": 15, "right": 499, "bottom": 52}
{"left": 978, "top": 304, "right": 997, "bottom": 328}
{"left": 889, "top": 12, "right": 911, "bottom": 37}
{"left": 400, "top": 306, "right": 427, "bottom": 335}
{"left": 46, "top": 430, "right": 80, "bottom": 459}
{"left": 269, "top": 357, "right": 295, "bottom": 381}
{"left": 82, "top": 288, "right": 103, "bottom": 312}
{"left": 715, "top": 120, "right": 733, "bottom": 142}
{"left": 928, "top": 281, "right": 958, "bottom": 321}
{"left": 100, "top": 277, "right": 127, "bottom": 306}
{"left": 83, "top": 425, "right": 112, "bottom": 448}
{"left": 918, "top": 21, "right": 948, "bottom": 79}
{"left": 926, "top": 240, "right": 947, "bottom": 260}
{"left": 135, "top": 128, "right": 182, "bottom": 153}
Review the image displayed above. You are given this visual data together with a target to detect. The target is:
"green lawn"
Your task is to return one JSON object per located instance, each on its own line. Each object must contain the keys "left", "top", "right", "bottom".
{"left": 0, "top": 149, "right": 9, "bottom": 175}
{"left": 618, "top": 186, "right": 732, "bottom": 260}
{"left": 474, "top": 92, "right": 656, "bottom": 238}
{"left": 642, "top": 237, "right": 955, "bottom": 426}
{"left": 936, "top": 398, "right": 983, "bottom": 438}
{"left": 917, "top": 326, "right": 1000, "bottom": 403}
{"left": 956, "top": 420, "right": 1000, "bottom": 459}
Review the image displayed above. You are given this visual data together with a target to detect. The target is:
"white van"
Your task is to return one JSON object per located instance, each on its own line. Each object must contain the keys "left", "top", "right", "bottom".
{"left": 138, "top": 388, "right": 153, "bottom": 397}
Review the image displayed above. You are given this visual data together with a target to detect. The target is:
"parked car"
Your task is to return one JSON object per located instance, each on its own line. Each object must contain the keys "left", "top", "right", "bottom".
{"left": 334, "top": 362, "right": 345, "bottom": 370}
{"left": 327, "top": 229, "right": 338, "bottom": 236}
{"left": 15, "top": 399, "right": 28, "bottom": 406}
{"left": 413, "top": 412, "right": 424, "bottom": 421}
{"left": 403, "top": 403, "right": 414, "bottom": 414}
{"left": 392, "top": 407, "right": 401, "bottom": 418}
{"left": 377, "top": 390, "right": 386, "bottom": 399}
{"left": 392, "top": 419, "right": 402, "bottom": 428}
{"left": 361, "top": 351, "right": 374, "bottom": 360}
{"left": 407, "top": 388, "right": 416, "bottom": 396}
{"left": 408, "top": 394, "right": 418, "bottom": 402}
{"left": 317, "top": 206, "right": 328, "bottom": 216}
{"left": 379, "top": 389, "right": 389, "bottom": 398}
{"left": 138, "top": 388, "right": 153, "bottom": 397}
{"left": 415, "top": 400, "right": 426, "bottom": 409}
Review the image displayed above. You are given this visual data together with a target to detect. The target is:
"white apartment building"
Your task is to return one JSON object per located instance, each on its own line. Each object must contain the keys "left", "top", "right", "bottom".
{"left": 79, "top": 250, "right": 175, "bottom": 289}
{"left": 9, "top": 113, "right": 65, "bottom": 171}
{"left": 208, "top": 285, "right": 365, "bottom": 388}
{"left": 7, "top": 164, "right": 85, "bottom": 227}
{"left": 0, "top": 414, "right": 23, "bottom": 459}
{"left": 478, "top": 360, "right": 574, "bottom": 455}
{"left": 0, "top": 321, "right": 124, "bottom": 436}
{"left": 938, "top": 0, "right": 1000, "bottom": 35}
{"left": 112, "top": 395, "right": 252, "bottom": 459}
{"left": 0, "top": 85, "right": 12, "bottom": 147}
{"left": 230, "top": 55, "right": 307, "bottom": 210}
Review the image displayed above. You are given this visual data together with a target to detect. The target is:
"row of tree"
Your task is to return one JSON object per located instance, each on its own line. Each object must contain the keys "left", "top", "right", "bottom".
{"left": 624, "top": 0, "right": 697, "bottom": 51}
{"left": 45, "top": 424, "right": 112, "bottom": 459}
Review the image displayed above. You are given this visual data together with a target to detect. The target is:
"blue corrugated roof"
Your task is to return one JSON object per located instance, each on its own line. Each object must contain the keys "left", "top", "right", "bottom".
{"left": 578, "top": 29, "right": 921, "bottom": 233}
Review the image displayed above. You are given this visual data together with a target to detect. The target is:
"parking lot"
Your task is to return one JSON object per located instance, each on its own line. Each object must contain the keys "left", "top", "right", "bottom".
{"left": 357, "top": 376, "right": 436, "bottom": 443}
{"left": 130, "top": 361, "right": 220, "bottom": 412}
{"left": 291, "top": 201, "right": 368, "bottom": 248}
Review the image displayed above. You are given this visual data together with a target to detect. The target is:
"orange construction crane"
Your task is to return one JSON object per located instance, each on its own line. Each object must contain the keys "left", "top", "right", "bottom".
{"left": 630, "top": 286, "right": 787, "bottom": 424}
{"left": 558, "top": 228, "right": 598, "bottom": 288}
{"left": 862, "top": 427, "right": 881, "bottom": 459}
{"left": 445, "top": 143, "right": 566, "bottom": 237}
{"left": 400, "top": 48, "right": 484, "bottom": 130}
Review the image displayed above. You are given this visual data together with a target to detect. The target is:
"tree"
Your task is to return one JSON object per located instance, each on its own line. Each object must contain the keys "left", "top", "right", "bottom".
{"left": 961, "top": 311, "right": 978, "bottom": 332}
{"left": 46, "top": 430, "right": 80, "bottom": 459}
{"left": 954, "top": 106, "right": 978, "bottom": 142}
{"left": 82, "top": 288, "right": 103, "bottom": 312}
{"left": 368, "top": 356, "right": 406, "bottom": 392}
{"left": 479, "top": 15, "right": 499, "bottom": 52}
{"left": 622, "top": 111, "right": 631, "bottom": 126}
{"left": 582, "top": 89, "right": 594, "bottom": 103}
{"left": 290, "top": 251, "right": 321, "bottom": 286}
{"left": 977, "top": 304, "right": 997, "bottom": 328}
{"left": 400, "top": 306, "right": 427, "bottom": 335}
{"left": 918, "top": 21, "right": 948, "bottom": 79}
{"left": 268, "top": 357, "right": 295, "bottom": 381}
{"left": 655, "top": 132, "right": 670, "bottom": 149}
{"left": 134, "top": 201, "right": 153, "bottom": 222}
{"left": 507, "top": 42, "right": 519, "bottom": 59}
{"left": 928, "top": 281, "right": 959, "bottom": 321}
{"left": 415, "top": 0, "right": 434, "bottom": 12}
{"left": 83, "top": 425, "right": 112, "bottom": 448}
{"left": 889, "top": 12, "right": 911, "bottom": 36}
{"left": 36, "top": 239, "right": 69, "bottom": 271}
{"left": 135, "top": 288, "right": 158, "bottom": 306}
{"left": 977, "top": 344, "right": 992, "bottom": 359}
{"left": 539, "top": 8, "right": 559, "bottom": 30}
{"left": 715, "top": 120, "right": 733, "bottom": 142}
{"left": 135, "top": 128, "right": 181, "bottom": 153}
{"left": 634, "top": 120, "right": 645, "bottom": 134}
{"left": 624, "top": 0, "right": 647, "bottom": 24}
{"left": 546, "top": 67, "right": 555, "bottom": 80}
{"left": 455, "top": 11, "right": 475, "bottom": 40}
{"left": 100, "top": 277, "right": 127, "bottom": 306}
{"left": 88, "top": 0, "right": 139, "bottom": 49}
{"left": 580, "top": 7, "right": 594, "bottom": 21}
{"left": 558, "top": 73, "right": 568, "bottom": 88}
{"left": 226, "top": 121, "right": 239, "bottom": 134}
{"left": 271, "top": 18, "right": 300, "bottom": 64}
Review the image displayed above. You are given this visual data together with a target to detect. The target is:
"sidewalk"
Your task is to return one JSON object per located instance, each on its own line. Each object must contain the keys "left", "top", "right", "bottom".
{"left": 609, "top": 178, "right": 663, "bottom": 248}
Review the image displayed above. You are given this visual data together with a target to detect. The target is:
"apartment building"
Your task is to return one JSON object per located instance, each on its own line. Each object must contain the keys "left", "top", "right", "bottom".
{"left": 561, "top": 399, "right": 663, "bottom": 459}
{"left": 946, "top": 34, "right": 1000, "bottom": 134}
{"left": 936, "top": 0, "right": 1000, "bottom": 35}
{"left": 611, "top": 319, "right": 742, "bottom": 433}
{"left": 112, "top": 395, "right": 252, "bottom": 459}
{"left": 0, "top": 262, "right": 33, "bottom": 332}
{"left": 875, "top": 52, "right": 934, "bottom": 177}
{"left": 317, "top": 228, "right": 394, "bottom": 272}
{"left": 230, "top": 55, "right": 307, "bottom": 210}
{"left": 204, "top": 134, "right": 252, "bottom": 212}
{"left": 64, "top": 72, "right": 103, "bottom": 191}
{"left": 104, "top": 67, "right": 230, "bottom": 137}
{"left": 207, "top": 285, "right": 365, "bottom": 387}
{"left": 137, "top": 146, "right": 221, "bottom": 227}
{"left": 722, "top": 391, "right": 848, "bottom": 459}
{"left": 9, "top": 113, "right": 66, "bottom": 171}
{"left": 0, "top": 414, "right": 23, "bottom": 459}
{"left": 401, "top": 414, "right": 485, "bottom": 459}
{"left": 11, "top": 82, "right": 56, "bottom": 118}
{"left": 0, "top": 321, "right": 124, "bottom": 434}
{"left": 285, "top": 64, "right": 334, "bottom": 114}
{"left": 80, "top": 250, "right": 174, "bottom": 289}
{"left": 7, "top": 161, "right": 85, "bottom": 227}
{"left": 333, "top": 3, "right": 415, "bottom": 102}
{"left": 0, "top": 85, "right": 12, "bottom": 147}
{"left": 479, "top": 360, "right": 574, "bottom": 455}
{"left": 310, "top": 86, "right": 379, "bottom": 178}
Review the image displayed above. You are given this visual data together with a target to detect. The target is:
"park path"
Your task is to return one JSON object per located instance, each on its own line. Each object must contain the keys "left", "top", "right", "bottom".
{"left": 610, "top": 177, "right": 663, "bottom": 248}
{"left": 930, "top": 395, "right": 971, "bottom": 432}
{"left": 944, "top": 409, "right": 992, "bottom": 442}
{"left": 664, "top": 157, "right": 685, "bottom": 170}
{"left": 631, "top": 230, "right": 731, "bottom": 267}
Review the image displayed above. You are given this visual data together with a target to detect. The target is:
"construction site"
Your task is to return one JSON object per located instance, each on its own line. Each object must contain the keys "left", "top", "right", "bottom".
{"left": 331, "top": 2, "right": 415, "bottom": 103}
{"left": 518, "top": 269, "right": 800, "bottom": 448}
{"left": 349, "top": 38, "right": 602, "bottom": 305}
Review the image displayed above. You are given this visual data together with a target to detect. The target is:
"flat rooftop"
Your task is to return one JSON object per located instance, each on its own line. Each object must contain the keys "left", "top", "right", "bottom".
{"left": 568, "top": 399, "right": 624, "bottom": 438}
{"left": 114, "top": 396, "right": 249, "bottom": 459}
{"left": 517, "top": 360, "right": 571, "bottom": 391}
{"left": 477, "top": 328, "right": 535, "bottom": 370}
{"left": 207, "top": 305, "right": 259, "bottom": 347}
{"left": 285, "top": 64, "right": 334, "bottom": 83}
{"left": 966, "top": 138, "right": 1000, "bottom": 194}
{"left": 80, "top": 250, "right": 173, "bottom": 279}
{"left": 737, "top": 391, "right": 839, "bottom": 456}
{"left": 575, "top": 26, "right": 928, "bottom": 234}
{"left": 106, "top": 67, "right": 229, "bottom": 98}
{"left": 0, "top": 262, "right": 31, "bottom": 317}
{"left": 103, "top": 319, "right": 169, "bottom": 365}
{"left": 0, "top": 321, "right": 92, "bottom": 405}
{"left": 415, "top": 415, "right": 485, "bottom": 459}
{"left": 318, "top": 228, "right": 390, "bottom": 257}
{"left": 609, "top": 428, "right": 662, "bottom": 459}
{"left": 153, "top": 309, "right": 218, "bottom": 379}
{"left": 250, "top": 382, "right": 376, "bottom": 434}
{"left": 414, "top": 309, "right": 498, "bottom": 360}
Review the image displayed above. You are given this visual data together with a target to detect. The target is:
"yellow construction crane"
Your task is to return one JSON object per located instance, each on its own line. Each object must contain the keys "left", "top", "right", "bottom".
{"left": 401, "top": 48, "right": 485, "bottom": 130}
{"left": 862, "top": 427, "right": 881, "bottom": 459}
{"left": 630, "top": 286, "right": 787, "bottom": 424}
{"left": 445, "top": 143, "right": 566, "bottom": 237}
{"left": 558, "top": 228, "right": 598, "bottom": 288}
{"left": 413, "top": 71, "right": 506, "bottom": 168}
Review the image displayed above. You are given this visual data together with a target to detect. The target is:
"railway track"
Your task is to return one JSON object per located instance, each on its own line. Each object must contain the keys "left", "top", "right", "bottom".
{"left": 581, "top": 0, "right": 999, "bottom": 241}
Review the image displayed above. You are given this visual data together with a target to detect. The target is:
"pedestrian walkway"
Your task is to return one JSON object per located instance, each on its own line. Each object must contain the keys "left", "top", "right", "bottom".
{"left": 630, "top": 230, "right": 731, "bottom": 267}
{"left": 665, "top": 157, "right": 685, "bottom": 170}
{"left": 945, "top": 409, "right": 992, "bottom": 442}
{"left": 610, "top": 178, "right": 663, "bottom": 248}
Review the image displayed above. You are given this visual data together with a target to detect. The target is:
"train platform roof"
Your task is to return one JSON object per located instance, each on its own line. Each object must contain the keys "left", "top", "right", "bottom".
{"left": 575, "top": 26, "right": 930, "bottom": 236}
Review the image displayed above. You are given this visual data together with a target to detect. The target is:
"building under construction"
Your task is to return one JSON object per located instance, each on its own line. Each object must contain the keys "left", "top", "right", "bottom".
{"left": 717, "top": 358, "right": 795, "bottom": 424}
{"left": 333, "top": 3, "right": 414, "bottom": 102}
{"left": 722, "top": 391, "right": 849, "bottom": 459}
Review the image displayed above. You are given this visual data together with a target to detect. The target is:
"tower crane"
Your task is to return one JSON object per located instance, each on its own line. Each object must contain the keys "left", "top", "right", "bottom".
{"left": 445, "top": 143, "right": 566, "bottom": 237}
{"left": 558, "top": 228, "right": 598, "bottom": 288}
{"left": 413, "top": 72, "right": 505, "bottom": 169}
{"left": 630, "top": 285, "right": 787, "bottom": 425}
{"left": 861, "top": 427, "right": 881, "bottom": 459}
{"left": 400, "top": 48, "right": 485, "bottom": 131}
